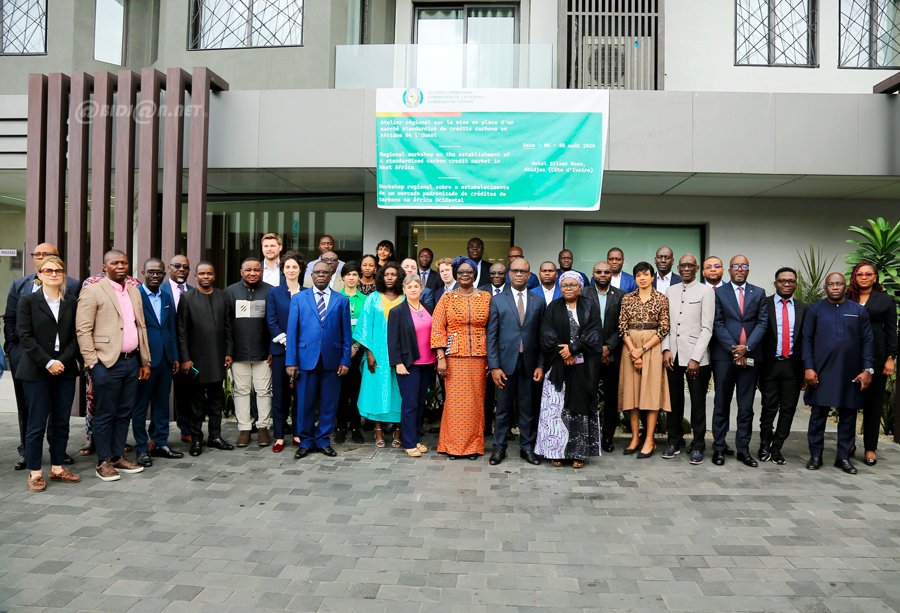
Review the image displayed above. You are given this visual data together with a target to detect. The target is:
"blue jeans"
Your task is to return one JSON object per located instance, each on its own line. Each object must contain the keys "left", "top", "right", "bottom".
{"left": 133, "top": 363, "right": 173, "bottom": 452}
{"left": 91, "top": 356, "right": 139, "bottom": 463}
{"left": 23, "top": 378, "right": 75, "bottom": 470}
{"left": 397, "top": 364, "right": 434, "bottom": 449}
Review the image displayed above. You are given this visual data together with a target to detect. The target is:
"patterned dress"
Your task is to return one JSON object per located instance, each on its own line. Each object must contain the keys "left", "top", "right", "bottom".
{"left": 618, "top": 289, "right": 671, "bottom": 412}
{"left": 430, "top": 289, "right": 491, "bottom": 456}
{"left": 354, "top": 292, "right": 404, "bottom": 423}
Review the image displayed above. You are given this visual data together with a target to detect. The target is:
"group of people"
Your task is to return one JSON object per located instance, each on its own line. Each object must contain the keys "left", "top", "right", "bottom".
{"left": 5, "top": 234, "right": 896, "bottom": 491}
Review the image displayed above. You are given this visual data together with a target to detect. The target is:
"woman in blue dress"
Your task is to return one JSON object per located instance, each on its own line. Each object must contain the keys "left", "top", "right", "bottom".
{"left": 354, "top": 262, "right": 405, "bottom": 447}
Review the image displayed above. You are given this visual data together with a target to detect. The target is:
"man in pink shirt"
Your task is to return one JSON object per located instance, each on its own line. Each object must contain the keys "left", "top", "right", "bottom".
{"left": 76, "top": 250, "right": 151, "bottom": 482}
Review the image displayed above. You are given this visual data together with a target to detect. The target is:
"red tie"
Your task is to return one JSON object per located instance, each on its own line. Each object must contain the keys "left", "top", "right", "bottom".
{"left": 781, "top": 299, "right": 791, "bottom": 358}
{"left": 738, "top": 286, "right": 747, "bottom": 344}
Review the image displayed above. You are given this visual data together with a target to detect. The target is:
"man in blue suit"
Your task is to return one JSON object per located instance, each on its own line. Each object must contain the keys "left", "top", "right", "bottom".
{"left": 711, "top": 255, "right": 769, "bottom": 467}
{"left": 160, "top": 254, "right": 194, "bottom": 443}
{"left": 133, "top": 258, "right": 183, "bottom": 466}
{"left": 607, "top": 247, "right": 637, "bottom": 293}
{"left": 487, "top": 258, "right": 546, "bottom": 465}
{"left": 286, "top": 261, "right": 353, "bottom": 459}
{"left": 531, "top": 261, "right": 561, "bottom": 306}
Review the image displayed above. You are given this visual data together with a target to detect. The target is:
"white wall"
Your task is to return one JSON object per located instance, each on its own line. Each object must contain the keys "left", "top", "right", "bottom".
{"left": 664, "top": 0, "right": 897, "bottom": 93}
{"left": 363, "top": 193, "right": 900, "bottom": 285}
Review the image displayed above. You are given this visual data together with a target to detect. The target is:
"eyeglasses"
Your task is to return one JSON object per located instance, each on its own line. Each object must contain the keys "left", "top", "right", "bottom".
{"left": 38, "top": 268, "right": 64, "bottom": 275}
{"left": 169, "top": 264, "right": 190, "bottom": 270}
{"left": 704, "top": 263, "right": 723, "bottom": 270}
{"left": 730, "top": 264, "right": 750, "bottom": 271}
{"left": 855, "top": 271, "right": 876, "bottom": 278}
{"left": 560, "top": 283, "right": 581, "bottom": 289}
{"left": 31, "top": 252, "right": 55, "bottom": 258}
{"left": 593, "top": 269, "right": 611, "bottom": 274}
{"left": 509, "top": 268, "right": 529, "bottom": 275}
{"left": 775, "top": 278, "right": 797, "bottom": 284}
{"left": 456, "top": 270, "right": 474, "bottom": 276}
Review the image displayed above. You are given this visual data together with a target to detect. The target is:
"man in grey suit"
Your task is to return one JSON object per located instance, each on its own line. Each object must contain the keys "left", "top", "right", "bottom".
{"left": 486, "top": 258, "right": 545, "bottom": 466}
{"left": 661, "top": 254, "right": 715, "bottom": 464}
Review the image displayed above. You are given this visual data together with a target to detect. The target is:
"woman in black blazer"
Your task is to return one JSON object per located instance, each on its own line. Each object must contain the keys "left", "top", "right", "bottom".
{"left": 847, "top": 261, "right": 898, "bottom": 466}
{"left": 387, "top": 274, "right": 436, "bottom": 457}
{"left": 16, "top": 256, "right": 82, "bottom": 491}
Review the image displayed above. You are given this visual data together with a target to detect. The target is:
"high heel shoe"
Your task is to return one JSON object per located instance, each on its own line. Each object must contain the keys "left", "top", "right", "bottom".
{"left": 637, "top": 444, "right": 656, "bottom": 459}
{"left": 374, "top": 427, "right": 385, "bottom": 448}
{"left": 623, "top": 444, "right": 640, "bottom": 456}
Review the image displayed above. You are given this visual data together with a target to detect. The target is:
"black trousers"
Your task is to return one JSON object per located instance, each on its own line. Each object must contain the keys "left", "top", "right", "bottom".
{"left": 598, "top": 359, "right": 620, "bottom": 445}
{"left": 711, "top": 359, "right": 757, "bottom": 453}
{"left": 759, "top": 359, "right": 802, "bottom": 452}
{"left": 23, "top": 378, "right": 75, "bottom": 470}
{"left": 666, "top": 358, "right": 710, "bottom": 452}
{"left": 191, "top": 381, "right": 225, "bottom": 441}
{"left": 91, "top": 356, "right": 140, "bottom": 463}
{"left": 337, "top": 351, "right": 363, "bottom": 431}
{"left": 493, "top": 354, "right": 538, "bottom": 452}
{"left": 861, "top": 372, "right": 888, "bottom": 452}
{"left": 808, "top": 405, "right": 856, "bottom": 460}
{"left": 172, "top": 370, "right": 194, "bottom": 437}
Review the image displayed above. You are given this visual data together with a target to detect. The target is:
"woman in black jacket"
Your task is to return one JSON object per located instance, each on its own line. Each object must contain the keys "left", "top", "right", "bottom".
{"left": 847, "top": 261, "right": 898, "bottom": 466}
{"left": 16, "top": 256, "right": 82, "bottom": 491}
{"left": 387, "top": 275, "right": 436, "bottom": 457}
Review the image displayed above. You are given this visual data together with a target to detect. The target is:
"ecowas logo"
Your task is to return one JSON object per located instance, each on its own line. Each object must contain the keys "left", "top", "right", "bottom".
{"left": 401, "top": 88, "right": 424, "bottom": 108}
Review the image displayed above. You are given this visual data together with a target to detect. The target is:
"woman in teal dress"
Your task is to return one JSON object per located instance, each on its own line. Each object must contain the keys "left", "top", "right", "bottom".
{"left": 354, "top": 262, "right": 405, "bottom": 447}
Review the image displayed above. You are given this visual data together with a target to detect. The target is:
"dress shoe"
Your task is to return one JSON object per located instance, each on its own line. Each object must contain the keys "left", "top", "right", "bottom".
{"left": 112, "top": 456, "right": 144, "bottom": 474}
{"left": 520, "top": 450, "right": 541, "bottom": 465}
{"left": 320, "top": 446, "right": 337, "bottom": 457}
{"left": 601, "top": 441, "right": 614, "bottom": 453}
{"left": 769, "top": 450, "right": 786, "bottom": 465}
{"left": 806, "top": 456, "right": 823, "bottom": 470}
{"left": 736, "top": 452, "right": 758, "bottom": 467}
{"left": 489, "top": 448, "right": 506, "bottom": 465}
{"left": 757, "top": 446, "right": 772, "bottom": 463}
{"left": 712, "top": 451, "right": 725, "bottom": 465}
{"left": 189, "top": 441, "right": 203, "bottom": 457}
{"left": 333, "top": 430, "right": 347, "bottom": 444}
{"left": 62, "top": 453, "right": 75, "bottom": 465}
{"left": 834, "top": 458, "right": 857, "bottom": 474}
{"left": 95, "top": 461, "right": 121, "bottom": 481}
{"left": 207, "top": 437, "right": 235, "bottom": 451}
{"left": 350, "top": 429, "right": 364, "bottom": 444}
{"left": 150, "top": 445, "right": 184, "bottom": 459}
{"left": 661, "top": 444, "right": 679, "bottom": 459}
{"left": 294, "top": 447, "right": 310, "bottom": 459}
{"left": 135, "top": 452, "right": 153, "bottom": 468}
{"left": 723, "top": 444, "right": 735, "bottom": 456}
{"left": 14, "top": 455, "right": 26, "bottom": 470}
{"left": 689, "top": 450, "right": 704, "bottom": 465}
{"left": 236, "top": 431, "right": 251, "bottom": 447}
{"left": 637, "top": 445, "right": 655, "bottom": 459}
{"left": 272, "top": 441, "right": 284, "bottom": 453}
{"left": 257, "top": 428, "right": 271, "bottom": 447}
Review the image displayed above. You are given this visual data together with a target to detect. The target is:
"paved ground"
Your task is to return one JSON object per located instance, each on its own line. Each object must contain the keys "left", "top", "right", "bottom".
{"left": 1, "top": 410, "right": 899, "bottom": 613}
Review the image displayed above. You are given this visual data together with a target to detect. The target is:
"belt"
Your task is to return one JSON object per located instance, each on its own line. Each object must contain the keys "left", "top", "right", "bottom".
{"left": 627, "top": 322, "right": 659, "bottom": 330}
{"left": 119, "top": 350, "right": 137, "bottom": 361}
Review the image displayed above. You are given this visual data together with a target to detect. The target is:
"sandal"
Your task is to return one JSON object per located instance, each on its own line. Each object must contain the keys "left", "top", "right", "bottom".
{"left": 27, "top": 474, "right": 46, "bottom": 492}
{"left": 572, "top": 460, "right": 586, "bottom": 469}
{"left": 391, "top": 431, "right": 402, "bottom": 448}
{"left": 78, "top": 444, "right": 95, "bottom": 456}
{"left": 550, "top": 460, "right": 563, "bottom": 467}
{"left": 416, "top": 443, "right": 429, "bottom": 454}
{"left": 405, "top": 448, "right": 422, "bottom": 457}
{"left": 374, "top": 427, "right": 385, "bottom": 448}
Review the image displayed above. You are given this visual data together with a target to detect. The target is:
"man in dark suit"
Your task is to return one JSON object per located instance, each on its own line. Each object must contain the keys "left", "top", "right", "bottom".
{"left": 417, "top": 248, "right": 442, "bottom": 292}
{"left": 486, "top": 258, "right": 545, "bottom": 466}
{"left": 652, "top": 246, "right": 682, "bottom": 293}
{"left": 506, "top": 246, "right": 539, "bottom": 289}
{"left": 607, "top": 247, "right": 637, "bottom": 293}
{"left": 584, "top": 260, "right": 624, "bottom": 452}
{"left": 286, "top": 261, "right": 353, "bottom": 459}
{"left": 758, "top": 267, "right": 806, "bottom": 465}
{"left": 160, "top": 254, "right": 193, "bottom": 443}
{"left": 711, "top": 255, "right": 768, "bottom": 467}
{"left": 479, "top": 262, "right": 507, "bottom": 296}
{"left": 531, "top": 261, "right": 561, "bottom": 305}
{"left": 132, "top": 258, "right": 183, "bottom": 467}
{"left": 467, "top": 237, "right": 492, "bottom": 289}
{"left": 5, "top": 242, "right": 80, "bottom": 470}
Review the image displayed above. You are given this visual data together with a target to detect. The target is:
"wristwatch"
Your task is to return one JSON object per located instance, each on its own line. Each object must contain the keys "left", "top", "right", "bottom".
{"left": 864, "top": 368, "right": 875, "bottom": 375}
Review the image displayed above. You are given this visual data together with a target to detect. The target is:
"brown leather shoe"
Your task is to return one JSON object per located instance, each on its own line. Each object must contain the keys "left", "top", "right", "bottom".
{"left": 95, "top": 461, "right": 121, "bottom": 481}
{"left": 27, "top": 474, "right": 46, "bottom": 492}
{"left": 257, "top": 428, "right": 271, "bottom": 447}
{"left": 48, "top": 468, "right": 81, "bottom": 483}
{"left": 236, "top": 431, "right": 251, "bottom": 447}
{"left": 111, "top": 456, "right": 144, "bottom": 474}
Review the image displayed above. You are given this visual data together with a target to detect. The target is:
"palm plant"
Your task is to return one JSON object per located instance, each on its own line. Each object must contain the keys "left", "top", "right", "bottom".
{"left": 795, "top": 245, "right": 836, "bottom": 304}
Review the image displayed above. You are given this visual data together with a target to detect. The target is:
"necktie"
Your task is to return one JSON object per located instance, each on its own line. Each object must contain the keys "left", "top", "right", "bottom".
{"left": 781, "top": 299, "right": 791, "bottom": 358}
{"left": 316, "top": 291, "right": 326, "bottom": 322}
{"left": 494, "top": 287, "right": 500, "bottom": 296}
{"left": 421, "top": 270, "right": 428, "bottom": 285}
{"left": 517, "top": 292, "right": 525, "bottom": 352}
{"left": 177, "top": 284, "right": 185, "bottom": 294}
{"left": 738, "top": 286, "right": 747, "bottom": 344}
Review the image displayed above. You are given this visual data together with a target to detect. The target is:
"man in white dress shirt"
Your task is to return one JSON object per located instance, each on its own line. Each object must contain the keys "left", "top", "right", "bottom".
{"left": 304, "top": 235, "right": 345, "bottom": 285}
{"left": 261, "top": 233, "right": 283, "bottom": 287}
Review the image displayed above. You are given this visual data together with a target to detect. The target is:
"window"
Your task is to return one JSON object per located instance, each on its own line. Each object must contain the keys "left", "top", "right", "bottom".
{"left": 188, "top": 0, "right": 303, "bottom": 50}
{"left": 413, "top": 4, "right": 518, "bottom": 88}
{"left": 839, "top": 0, "right": 900, "bottom": 68}
{"left": 395, "top": 217, "right": 513, "bottom": 263}
{"left": 0, "top": 0, "right": 47, "bottom": 54}
{"left": 94, "top": 0, "right": 125, "bottom": 65}
{"left": 735, "top": 0, "right": 817, "bottom": 66}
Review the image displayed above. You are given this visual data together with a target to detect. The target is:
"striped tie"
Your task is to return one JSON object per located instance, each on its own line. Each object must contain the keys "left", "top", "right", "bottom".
{"left": 316, "top": 291, "right": 326, "bottom": 322}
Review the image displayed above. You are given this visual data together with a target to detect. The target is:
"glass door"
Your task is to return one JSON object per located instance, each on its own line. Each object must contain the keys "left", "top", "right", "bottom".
{"left": 396, "top": 217, "right": 514, "bottom": 265}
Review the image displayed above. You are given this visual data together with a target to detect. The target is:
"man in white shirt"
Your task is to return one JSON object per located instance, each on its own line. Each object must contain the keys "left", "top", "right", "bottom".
{"left": 702, "top": 256, "right": 725, "bottom": 289}
{"left": 653, "top": 246, "right": 681, "bottom": 294}
{"left": 530, "top": 261, "right": 560, "bottom": 306}
{"left": 304, "top": 251, "right": 344, "bottom": 291}
{"left": 304, "top": 234, "right": 345, "bottom": 285}
{"left": 480, "top": 262, "right": 507, "bottom": 296}
{"left": 261, "top": 232, "right": 283, "bottom": 287}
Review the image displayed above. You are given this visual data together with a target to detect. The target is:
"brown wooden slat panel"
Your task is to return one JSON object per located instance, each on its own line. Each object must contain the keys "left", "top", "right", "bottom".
{"left": 161, "top": 68, "right": 190, "bottom": 263}
{"left": 44, "top": 73, "right": 69, "bottom": 250}
{"left": 113, "top": 70, "right": 138, "bottom": 267}
{"left": 137, "top": 68, "right": 164, "bottom": 268}
{"left": 67, "top": 71, "right": 94, "bottom": 281}
{"left": 25, "top": 73, "right": 47, "bottom": 270}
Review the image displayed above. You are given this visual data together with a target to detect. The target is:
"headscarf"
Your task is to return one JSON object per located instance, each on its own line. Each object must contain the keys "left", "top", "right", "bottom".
{"left": 559, "top": 270, "right": 585, "bottom": 288}
{"left": 451, "top": 256, "right": 478, "bottom": 276}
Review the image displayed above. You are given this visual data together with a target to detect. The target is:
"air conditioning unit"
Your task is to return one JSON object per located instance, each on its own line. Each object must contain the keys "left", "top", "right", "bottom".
{"left": 580, "top": 36, "right": 655, "bottom": 90}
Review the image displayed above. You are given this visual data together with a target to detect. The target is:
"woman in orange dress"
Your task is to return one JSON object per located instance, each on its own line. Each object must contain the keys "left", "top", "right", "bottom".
{"left": 431, "top": 257, "right": 492, "bottom": 459}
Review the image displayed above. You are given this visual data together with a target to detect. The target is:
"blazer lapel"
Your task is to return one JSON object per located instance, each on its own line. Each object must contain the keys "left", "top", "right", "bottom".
{"left": 100, "top": 280, "right": 124, "bottom": 319}
{"left": 34, "top": 289, "right": 54, "bottom": 319}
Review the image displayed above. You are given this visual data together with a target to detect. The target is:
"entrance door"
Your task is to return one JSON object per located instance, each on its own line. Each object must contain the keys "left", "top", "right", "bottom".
{"left": 395, "top": 217, "right": 514, "bottom": 265}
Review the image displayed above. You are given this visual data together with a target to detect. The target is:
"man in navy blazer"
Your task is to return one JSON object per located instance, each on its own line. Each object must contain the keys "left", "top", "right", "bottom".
{"left": 711, "top": 255, "right": 769, "bottom": 467}
{"left": 531, "top": 261, "right": 561, "bottom": 305}
{"left": 286, "top": 261, "right": 352, "bottom": 458}
{"left": 487, "top": 258, "right": 546, "bottom": 465}
{"left": 159, "top": 254, "right": 194, "bottom": 442}
{"left": 4, "top": 242, "right": 80, "bottom": 470}
{"left": 133, "top": 258, "right": 183, "bottom": 466}
{"left": 607, "top": 247, "right": 637, "bottom": 293}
